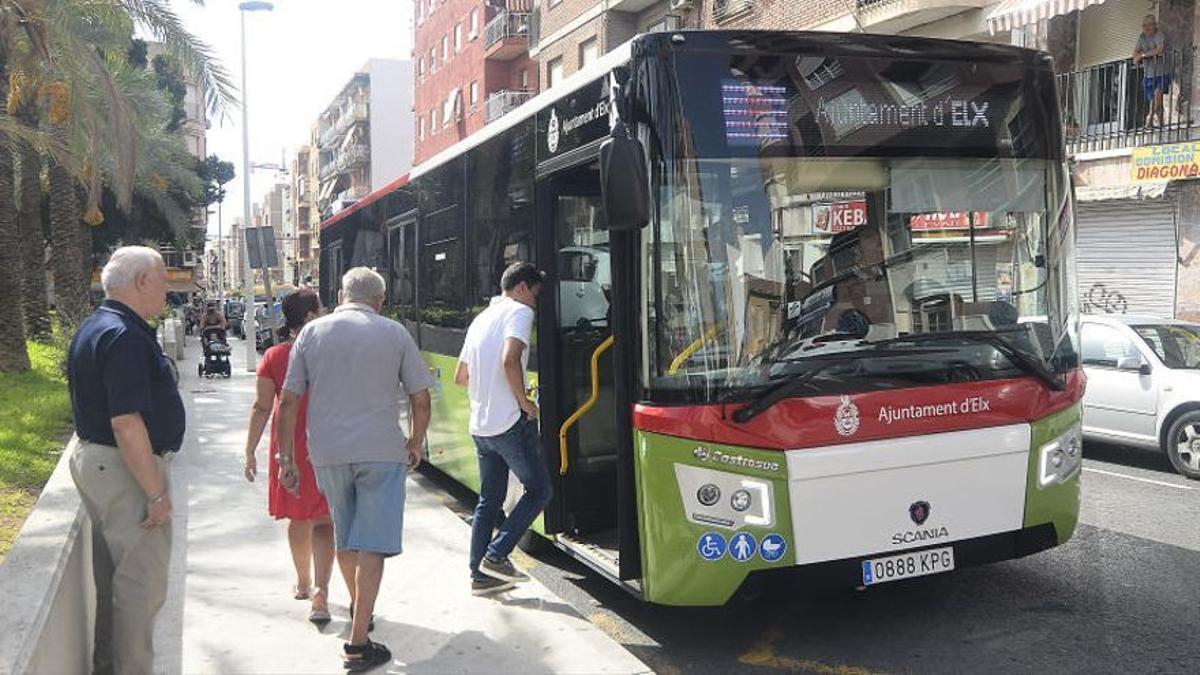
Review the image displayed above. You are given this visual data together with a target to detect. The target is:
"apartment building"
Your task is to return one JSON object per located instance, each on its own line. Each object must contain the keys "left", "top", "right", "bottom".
{"left": 255, "top": 184, "right": 291, "bottom": 286}
{"left": 291, "top": 142, "right": 319, "bottom": 285}
{"left": 413, "top": 0, "right": 540, "bottom": 164}
{"left": 316, "top": 59, "right": 414, "bottom": 220}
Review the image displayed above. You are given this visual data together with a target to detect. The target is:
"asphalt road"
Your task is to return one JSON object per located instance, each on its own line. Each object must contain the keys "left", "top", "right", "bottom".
{"left": 418, "top": 441, "right": 1200, "bottom": 674}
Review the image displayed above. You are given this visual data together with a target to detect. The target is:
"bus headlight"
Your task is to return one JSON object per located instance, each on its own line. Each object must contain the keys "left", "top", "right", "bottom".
{"left": 697, "top": 484, "right": 721, "bottom": 506}
{"left": 730, "top": 489, "right": 752, "bottom": 512}
{"left": 1038, "top": 425, "right": 1082, "bottom": 488}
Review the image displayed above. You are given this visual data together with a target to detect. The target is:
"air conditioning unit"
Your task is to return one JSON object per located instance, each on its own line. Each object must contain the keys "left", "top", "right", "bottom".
{"left": 183, "top": 250, "right": 200, "bottom": 267}
{"left": 669, "top": 0, "right": 693, "bottom": 10}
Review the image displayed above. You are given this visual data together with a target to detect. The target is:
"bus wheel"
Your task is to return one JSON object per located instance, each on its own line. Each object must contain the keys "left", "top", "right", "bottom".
{"left": 1165, "top": 411, "right": 1200, "bottom": 480}
{"left": 518, "top": 530, "right": 551, "bottom": 554}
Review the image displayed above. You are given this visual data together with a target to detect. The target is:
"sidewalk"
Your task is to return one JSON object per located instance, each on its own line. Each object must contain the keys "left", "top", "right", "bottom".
{"left": 157, "top": 335, "right": 650, "bottom": 674}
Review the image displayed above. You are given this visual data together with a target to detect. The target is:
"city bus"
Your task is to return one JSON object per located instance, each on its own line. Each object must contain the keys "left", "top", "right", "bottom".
{"left": 318, "top": 31, "right": 1083, "bottom": 606}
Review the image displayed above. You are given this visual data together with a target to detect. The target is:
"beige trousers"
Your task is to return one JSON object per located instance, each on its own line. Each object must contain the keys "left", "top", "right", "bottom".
{"left": 68, "top": 436, "right": 172, "bottom": 675}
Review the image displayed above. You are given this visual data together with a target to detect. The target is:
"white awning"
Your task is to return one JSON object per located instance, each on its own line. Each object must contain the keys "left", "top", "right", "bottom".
{"left": 987, "top": 0, "right": 1109, "bottom": 34}
{"left": 1075, "top": 181, "right": 1169, "bottom": 202}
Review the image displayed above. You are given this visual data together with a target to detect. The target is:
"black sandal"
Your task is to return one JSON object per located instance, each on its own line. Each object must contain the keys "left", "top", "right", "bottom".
{"left": 348, "top": 603, "right": 375, "bottom": 632}
{"left": 343, "top": 640, "right": 391, "bottom": 672}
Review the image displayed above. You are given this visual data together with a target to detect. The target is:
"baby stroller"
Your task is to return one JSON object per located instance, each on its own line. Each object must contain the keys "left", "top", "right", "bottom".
{"left": 199, "top": 326, "right": 232, "bottom": 378}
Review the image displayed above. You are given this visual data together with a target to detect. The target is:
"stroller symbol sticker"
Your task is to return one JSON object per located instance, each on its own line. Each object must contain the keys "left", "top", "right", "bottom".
{"left": 760, "top": 534, "right": 787, "bottom": 563}
{"left": 697, "top": 532, "right": 727, "bottom": 561}
{"left": 729, "top": 532, "right": 757, "bottom": 562}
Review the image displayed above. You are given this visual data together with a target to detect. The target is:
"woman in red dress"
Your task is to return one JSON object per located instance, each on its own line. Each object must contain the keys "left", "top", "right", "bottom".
{"left": 243, "top": 289, "right": 333, "bottom": 625}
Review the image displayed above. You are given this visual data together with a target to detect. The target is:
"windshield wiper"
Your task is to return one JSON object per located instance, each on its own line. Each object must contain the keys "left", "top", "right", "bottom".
{"left": 731, "top": 347, "right": 954, "bottom": 424}
{"left": 873, "top": 330, "right": 1065, "bottom": 392}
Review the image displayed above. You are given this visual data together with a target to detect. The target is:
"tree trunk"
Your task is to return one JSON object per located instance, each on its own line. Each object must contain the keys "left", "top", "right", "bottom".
{"left": 0, "top": 138, "right": 30, "bottom": 373}
{"left": 49, "top": 128, "right": 89, "bottom": 337}
{"left": 17, "top": 136, "right": 52, "bottom": 342}
{"left": 0, "top": 63, "right": 32, "bottom": 372}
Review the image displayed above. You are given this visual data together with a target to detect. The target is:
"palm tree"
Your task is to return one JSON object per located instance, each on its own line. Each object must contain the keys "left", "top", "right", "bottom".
{"left": 11, "top": 77, "right": 52, "bottom": 342}
{"left": 0, "top": 0, "right": 235, "bottom": 348}
{"left": 0, "top": 43, "right": 31, "bottom": 372}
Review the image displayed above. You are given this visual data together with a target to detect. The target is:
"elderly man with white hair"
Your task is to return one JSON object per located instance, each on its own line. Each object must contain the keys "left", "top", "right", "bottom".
{"left": 276, "top": 266, "right": 433, "bottom": 671}
{"left": 66, "top": 245, "right": 183, "bottom": 675}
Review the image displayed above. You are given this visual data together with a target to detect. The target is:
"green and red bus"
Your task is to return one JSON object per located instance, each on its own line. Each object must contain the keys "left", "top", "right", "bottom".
{"left": 318, "top": 31, "right": 1083, "bottom": 606}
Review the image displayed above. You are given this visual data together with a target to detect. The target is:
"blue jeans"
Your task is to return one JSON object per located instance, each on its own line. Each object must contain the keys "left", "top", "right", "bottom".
{"left": 469, "top": 415, "right": 553, "bottom": 579}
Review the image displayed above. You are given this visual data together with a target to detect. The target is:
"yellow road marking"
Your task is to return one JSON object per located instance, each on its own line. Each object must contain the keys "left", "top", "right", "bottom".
{"left": 739, "top": 629, "right": 878, "bottom": 674}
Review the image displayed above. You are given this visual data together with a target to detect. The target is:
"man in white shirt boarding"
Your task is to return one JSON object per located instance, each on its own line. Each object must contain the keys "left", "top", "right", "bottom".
{"left": 455, "top": 262, "right": 552, "bottom": 595}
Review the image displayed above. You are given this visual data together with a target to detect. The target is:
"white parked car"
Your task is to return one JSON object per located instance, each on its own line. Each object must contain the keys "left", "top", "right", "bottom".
{"left": 1080, "top": 315, "right": 1200, "bottom": 479}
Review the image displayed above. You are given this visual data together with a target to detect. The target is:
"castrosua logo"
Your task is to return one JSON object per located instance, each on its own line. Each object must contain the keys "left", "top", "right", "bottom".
{"left": 692, "top": 446, "right": 782, "bottom": 473}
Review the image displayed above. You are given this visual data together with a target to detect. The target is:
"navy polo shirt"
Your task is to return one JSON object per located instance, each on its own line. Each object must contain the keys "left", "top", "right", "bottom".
{"left": 67, "top": 300, "right": 186, "bottom": 453}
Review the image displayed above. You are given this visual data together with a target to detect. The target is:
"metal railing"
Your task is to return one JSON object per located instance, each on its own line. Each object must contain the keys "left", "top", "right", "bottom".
{"left": 336, "top": 144, "right": 369, "bottom": 173}
{"left": 1057, "top": 48, "right": 1197, "bottom": 154}
{"left": 485, "top": 10, "right": 530, "bottom": 49}
{"left": 485, "top": 89, "right": 533, "bottom": 123}
{"left": 713, "top": 0, "right": 754, "bottom": 21}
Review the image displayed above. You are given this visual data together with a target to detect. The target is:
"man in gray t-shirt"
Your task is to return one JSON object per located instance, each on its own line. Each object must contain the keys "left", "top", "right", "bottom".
{"left": 276, "top": 266, "right": 432, "bottom": 671}
{"left": 1134, "top": 14, "right": 1171, "bottom": 127}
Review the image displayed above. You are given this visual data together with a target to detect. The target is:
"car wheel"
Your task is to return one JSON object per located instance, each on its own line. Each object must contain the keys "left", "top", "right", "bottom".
{"left": 1164, "top": 411, "right": 1200, "bottom": 480}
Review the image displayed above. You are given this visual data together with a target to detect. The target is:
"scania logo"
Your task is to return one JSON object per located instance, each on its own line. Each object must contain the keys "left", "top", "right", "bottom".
{"left": 909, "top": 500, "right": 931, "bottom": 526}
{"left": 891, "top": 526, "right": 949, "bottom": 545}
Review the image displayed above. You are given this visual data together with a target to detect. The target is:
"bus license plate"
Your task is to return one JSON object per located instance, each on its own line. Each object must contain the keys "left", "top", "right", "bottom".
{"left": 862, "top": 547, "right": 955, "bottom": 586}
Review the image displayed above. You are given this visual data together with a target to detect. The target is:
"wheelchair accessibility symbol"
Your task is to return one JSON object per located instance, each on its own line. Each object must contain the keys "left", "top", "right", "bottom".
{"left": 697, "top": 532, "right": 727, "bottom": 561}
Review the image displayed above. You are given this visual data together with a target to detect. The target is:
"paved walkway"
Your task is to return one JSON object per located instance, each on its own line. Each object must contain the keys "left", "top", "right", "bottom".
{"left": 155, "top": 336, "right": 650, "bottom": 674}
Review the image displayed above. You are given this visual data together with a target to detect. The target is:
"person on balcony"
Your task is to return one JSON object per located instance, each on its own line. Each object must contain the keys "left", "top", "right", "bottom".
{"left": 1134, "top": 14, "right": 1171, "bottom": 128}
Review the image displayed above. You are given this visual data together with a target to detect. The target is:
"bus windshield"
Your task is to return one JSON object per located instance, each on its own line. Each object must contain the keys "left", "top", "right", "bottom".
{"left": 648, "top": 48, "right": 1074, "bottom": 403}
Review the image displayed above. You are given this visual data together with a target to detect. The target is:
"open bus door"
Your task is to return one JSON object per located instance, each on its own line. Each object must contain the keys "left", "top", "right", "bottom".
{"left": 535, "top": 157, "right": 640, "bottom": 588}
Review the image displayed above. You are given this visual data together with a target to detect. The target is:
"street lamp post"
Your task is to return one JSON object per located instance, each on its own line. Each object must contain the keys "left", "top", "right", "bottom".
{"left": 238, "top": 0, "right": 273, "bottom": 371}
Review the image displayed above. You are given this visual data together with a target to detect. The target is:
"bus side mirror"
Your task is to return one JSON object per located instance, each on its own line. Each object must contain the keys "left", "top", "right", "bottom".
{"left": 600, "top": 121, "right": 648, "bottom": 231}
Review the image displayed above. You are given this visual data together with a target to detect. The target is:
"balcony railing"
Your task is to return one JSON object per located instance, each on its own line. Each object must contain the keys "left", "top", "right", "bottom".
{"left": 713, "top": 0, "right": 754, "bottom": 22}
{"left": 336, "top": 144, "right": 369, "bottom": 173}
{"left": 485, "top": 89, "right": 533, "bottom": 123}
{"left": 1057, "top": 48, "right": 1197, "bottom": 154}
{"left": 485, "top": 10, "right": 530, "bottom": 49}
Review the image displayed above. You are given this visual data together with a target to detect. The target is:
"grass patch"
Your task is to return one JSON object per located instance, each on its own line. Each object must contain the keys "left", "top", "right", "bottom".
{"left": 0, "top": 341, "right": 73, "bottom": 562}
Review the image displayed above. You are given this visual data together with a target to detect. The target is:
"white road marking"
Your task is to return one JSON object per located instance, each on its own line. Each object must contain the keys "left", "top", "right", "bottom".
{"left": 1083, "top": 467, "right": 1197, "bottom": 491}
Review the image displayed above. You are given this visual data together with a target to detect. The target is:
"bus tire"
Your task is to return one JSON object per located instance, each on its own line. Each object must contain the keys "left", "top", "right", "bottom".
{"left": 518, "top": 530, "right": 551, "bottom": 554}
{"left": 1164, "top": 411, "right": 1200, "bottom": 480}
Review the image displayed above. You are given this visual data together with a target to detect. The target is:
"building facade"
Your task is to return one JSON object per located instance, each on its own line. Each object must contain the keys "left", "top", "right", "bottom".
{"left": 525, "top": 0, "right": 1200, "bottom": 320}
{"left": 413, "top": 0, "right": 540, "bottom": 164}
{"left": 316, "top": 59, "right": 414, "bottom": 220}
{"left": 291, "top": 143, "right": 319, "bottom": 285}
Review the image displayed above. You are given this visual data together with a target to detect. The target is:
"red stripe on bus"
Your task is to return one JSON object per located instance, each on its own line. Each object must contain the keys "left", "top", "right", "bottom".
{"left": 632, "top": 372, "right": 1085, "bottom": 451}
{"left": 318, "top": 174, "right": 410, "bottom": 232}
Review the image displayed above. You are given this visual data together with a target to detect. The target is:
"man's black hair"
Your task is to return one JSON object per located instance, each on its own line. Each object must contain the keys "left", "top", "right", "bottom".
{"left": 501, "top": 261, "right": 544, "bottom": 292}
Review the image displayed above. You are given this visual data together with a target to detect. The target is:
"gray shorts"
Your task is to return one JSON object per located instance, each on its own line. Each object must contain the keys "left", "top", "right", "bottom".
{"left": 313, "top": 462, "right": 407, "bottom": 556}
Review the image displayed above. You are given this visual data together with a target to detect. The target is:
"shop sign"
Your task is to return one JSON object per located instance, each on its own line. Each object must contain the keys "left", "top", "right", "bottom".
{"left": 910, "top": 212, "right": 989, "bottom": 231}
{"left": 814, "top": 200, "right": 867, "bottom": 234}
{"left": 1132, "top": 141, "right": 1200, "bottom": 182}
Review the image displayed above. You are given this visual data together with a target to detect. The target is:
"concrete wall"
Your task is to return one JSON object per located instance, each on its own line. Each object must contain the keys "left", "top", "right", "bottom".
{"left": 1176, "top": 182, "right": 1200, "bottom": 321}
{"left": 368, "top": 58, "right": 414, "bottom": 190}
{"left": 0, "top": 449, "right": 96, "bottom": 674}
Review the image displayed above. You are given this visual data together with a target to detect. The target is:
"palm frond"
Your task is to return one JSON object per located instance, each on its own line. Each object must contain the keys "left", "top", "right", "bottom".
{"left": 118, "top": 0, "right": 238, "bottom": 117}
{"left": 0, "top": 112, "right": 73, "bottom": 167}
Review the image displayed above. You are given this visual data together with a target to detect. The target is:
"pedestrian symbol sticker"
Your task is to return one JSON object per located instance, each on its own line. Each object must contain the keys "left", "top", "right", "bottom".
{"left": 697, "top": 532, "right": 727, "bottom": 561}
{"left": 760, "top": 533, "right": 787, "bottom": 562}
{"left": 729, "top": 532, "right": 757, "bottom": 562}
